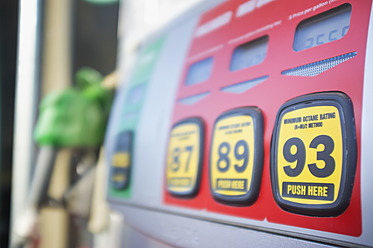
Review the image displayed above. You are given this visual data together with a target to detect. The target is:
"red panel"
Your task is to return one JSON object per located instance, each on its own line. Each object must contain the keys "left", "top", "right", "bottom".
{"left": 164, "top": 0, "right": 372, "bottom": 236}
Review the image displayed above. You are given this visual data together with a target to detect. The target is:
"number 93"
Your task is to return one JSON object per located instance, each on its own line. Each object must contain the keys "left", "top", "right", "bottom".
{"left": 282, "top": 135, "right": 335, "bottom": 178}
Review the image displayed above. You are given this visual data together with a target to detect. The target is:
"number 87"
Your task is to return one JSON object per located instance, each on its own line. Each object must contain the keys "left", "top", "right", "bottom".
{"left": 170, "top": 146, "right": 194, "bottom": 172}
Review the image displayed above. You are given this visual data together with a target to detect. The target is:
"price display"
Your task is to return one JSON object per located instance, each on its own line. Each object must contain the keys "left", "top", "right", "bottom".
{"left": 293, "top": 4, "right": 352, "bottom": 52}
{"left": 126, "top": 84, "right": 146, "bottom": 105}
{"left": 230, "top": 36, "right": 268, "bottom": 71}
{"left": 271, "top": 92, "right": 357, "bottom": 216}
{"left": 111, "top": 131, "right": 133, "bottom": 190}
{"left": 210, "top": 108, "right": 264, "bottom": 205}
{"left": 166, "top": 118, "right": 204, "bottom": 196}
{"left": 184, "top": 57, "right": 214, "bottom": 86}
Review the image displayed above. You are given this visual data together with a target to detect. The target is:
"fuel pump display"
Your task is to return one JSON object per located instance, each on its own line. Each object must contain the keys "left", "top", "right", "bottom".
{"left": 162, "top": 0, "right": 369, "bottom": 239}
{"left": 293, "top": 4, "right": 352, "bottom": 51}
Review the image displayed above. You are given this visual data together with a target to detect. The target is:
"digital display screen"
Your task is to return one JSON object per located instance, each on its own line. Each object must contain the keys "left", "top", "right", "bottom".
{"left": 185, "top": 57, "right": 214, "bottom": 86}
{"left": 230, "top": 36, "right": 268, "bottom": 71}
{"left": 126, "top": 84, "right": 145, "bottom": 105}
{"left": 293, "top": 4, "right": 352, "bottom": 52}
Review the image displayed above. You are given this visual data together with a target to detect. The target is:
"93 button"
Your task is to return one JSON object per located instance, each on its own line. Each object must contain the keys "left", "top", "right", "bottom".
{"left": 271, "top": 92, "right": 357, "bottom": 216}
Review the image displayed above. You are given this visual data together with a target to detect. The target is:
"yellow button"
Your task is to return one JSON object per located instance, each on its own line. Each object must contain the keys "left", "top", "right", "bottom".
{"left": 166, "top": 118, "right": 204, "bottom": 196}
{"left": 112, "top": 152, "right": 130, "bottom": 168}
{"left": 271, "top": 92, "right": 357, "bottom": 216}
{"left": 210, "top": 107, "right": 263, "bottom": 205}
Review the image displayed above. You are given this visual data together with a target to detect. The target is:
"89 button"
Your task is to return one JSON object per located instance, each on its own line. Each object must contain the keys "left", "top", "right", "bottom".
{"left": 210, "top": 107, "right": 264, "bottom": 205}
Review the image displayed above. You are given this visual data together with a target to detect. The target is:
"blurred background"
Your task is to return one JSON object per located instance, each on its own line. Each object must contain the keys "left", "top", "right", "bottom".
{"left": 1, "top": 0, "right": 203, "bottom": 247}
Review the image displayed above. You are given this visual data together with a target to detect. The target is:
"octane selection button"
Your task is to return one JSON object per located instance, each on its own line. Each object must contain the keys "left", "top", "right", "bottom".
{"left": 271, "top": 92, "right": 357, "bottom": 216}
{"left": 111, "top": 131, "right": 133, "bottom": 190}
{"left": 166, "top": 118, "right": 204, "bottom": 197}
{"left": 210, "top": 107, "right": 264, "bottom": 205}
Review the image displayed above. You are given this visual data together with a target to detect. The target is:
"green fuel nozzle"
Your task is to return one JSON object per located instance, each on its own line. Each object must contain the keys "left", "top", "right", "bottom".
{"left": 33, "top": 67, "right": 113, "bottom": 147}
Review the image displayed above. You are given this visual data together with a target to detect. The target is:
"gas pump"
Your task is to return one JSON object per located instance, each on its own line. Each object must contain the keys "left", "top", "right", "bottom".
{"left": 105, "top": 0, "right": 373, "bottom": 247}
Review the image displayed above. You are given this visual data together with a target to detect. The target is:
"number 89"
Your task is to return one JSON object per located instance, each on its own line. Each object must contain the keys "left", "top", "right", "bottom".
{"left": 217, "top": 140, "right": 249, "bottom": 173}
